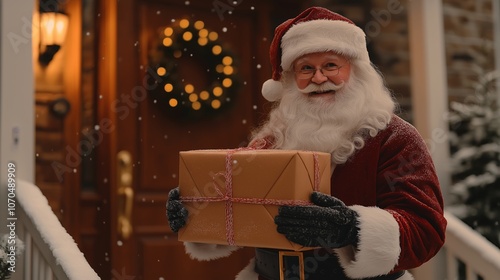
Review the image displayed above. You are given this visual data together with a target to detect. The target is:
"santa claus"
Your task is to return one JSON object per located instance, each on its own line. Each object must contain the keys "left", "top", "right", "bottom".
{"left": 167, "top": 6, "right": 446, "bottom": 280}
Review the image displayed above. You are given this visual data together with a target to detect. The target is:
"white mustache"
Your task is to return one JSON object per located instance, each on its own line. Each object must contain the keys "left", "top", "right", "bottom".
{"left": 297, "top": 81, "right": 345, "bottom": 94}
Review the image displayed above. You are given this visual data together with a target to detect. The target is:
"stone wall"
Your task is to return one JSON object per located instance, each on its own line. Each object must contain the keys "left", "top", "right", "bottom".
{"left": 309, "top": 0, "right": 497, "bottom": 122}
{"left": 309, "top": 0, "right": 414, "bottom": 121}
{"left": 367, "top": 0, "right": 412, "bottom": 121}
{"left": 443, "top": 0, "right": 495, "bottom": 103}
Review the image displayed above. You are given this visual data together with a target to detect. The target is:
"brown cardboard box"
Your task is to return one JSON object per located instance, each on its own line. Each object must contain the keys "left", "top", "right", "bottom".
{"left": 177, "top": 149, "right": 331, "bottom": 251}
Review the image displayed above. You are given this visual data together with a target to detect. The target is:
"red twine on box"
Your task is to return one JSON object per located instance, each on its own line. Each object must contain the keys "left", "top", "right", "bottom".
{"left": 181, "top": 146, "right": 321, "bottom": 246}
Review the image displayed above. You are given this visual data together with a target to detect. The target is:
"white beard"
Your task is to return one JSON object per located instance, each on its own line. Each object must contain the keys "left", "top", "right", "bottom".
{"left": 251, "top": 60, "right": 396, "bottom": 164}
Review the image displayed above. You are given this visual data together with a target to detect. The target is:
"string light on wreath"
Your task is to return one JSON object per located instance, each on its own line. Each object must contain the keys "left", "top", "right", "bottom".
{"left": 149, "top": 18, "right": 240, "bottom": 119}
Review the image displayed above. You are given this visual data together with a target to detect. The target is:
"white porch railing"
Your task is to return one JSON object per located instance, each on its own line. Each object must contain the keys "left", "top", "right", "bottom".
{"left": 413, "top": 211, "right": 500, "bottom": 280}
{"left": 14, "top": 180, "right": 100, "bottom": 280}
{"left": 442, "top": 211, "right": 500, "bottom": 280}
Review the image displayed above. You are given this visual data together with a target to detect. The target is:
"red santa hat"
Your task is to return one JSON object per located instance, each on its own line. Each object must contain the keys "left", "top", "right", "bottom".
{"left": 262, "top": 7, "right": 369, "bottom": 102}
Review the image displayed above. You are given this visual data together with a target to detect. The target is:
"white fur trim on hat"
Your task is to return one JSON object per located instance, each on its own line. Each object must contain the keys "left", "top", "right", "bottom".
{"left": 183, "top": 242, "right": 240, "bottom": 261}
{"left": 334, "top": 205, "right": 401, "bottom": 278}
{"left": 262, "top": 79, "right": 284, "bottom": 102}
{"left": 281, "top": 19, "right": 368, "bottom": 71}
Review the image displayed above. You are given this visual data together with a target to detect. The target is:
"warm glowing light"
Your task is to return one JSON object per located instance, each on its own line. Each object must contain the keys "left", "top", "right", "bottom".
{"left": 192, "top": 101, "right": 201, "bottom": 110}
{"left": 194, "top": 21, "right": 205, "bottom": 30}
{"left": 164, "top": 27, "right": 174, "bottom": 37}
{"left": 198, "top": 37, "right": 208, "bottom": 46}
{"left": 208, "top": 31, "right": 218, "bottom": 41}
{"left": 179, "top": 19, "right": 190, "bottom": 29}
{"left": 211, "top": 100, "right": 221, "bottom": 109}
{"left": 169, "top": 98, "right": 178, "bottom": 107}
{"left": 213, "top": 87, "right": 223, "bottom": 97}
{"left": 40, "top": 12, "right": 69, "bottom": 46}
{"left": 200, "top": 91, "right": 209, "bottom": 100}
{"left": 216, "top": 64, "right": 224, "bottom": 73}
{"left": 184, "top": 84, "right": 194, "bottom": 93}
{"left": 189, "top": 93, "right": 198, "bottom": 102}
{"left": 198, "top": 29, "right": 208, "bottom": 38}
{"left": 183, "top": 31, "right": 193, "bottom": 41}
{"left": 164, "top": 83, "right": 173, "bottom": 92}
{"left": 223, "top": 66, "right": 234, "bottom": 75}
{"left": 162, "top": 37, "right": 173, "bottom": 47}
{"left": 222, "top": 78, "right": 232, "bottom": 87}
{"left": 157, "top": 67, "right": 167, "bottom": 76}
{"left": 222, "top": 56, "right": 233, "bottom": 65}
{"left": 212, "top": 45, "right": 222, "bottom": 55}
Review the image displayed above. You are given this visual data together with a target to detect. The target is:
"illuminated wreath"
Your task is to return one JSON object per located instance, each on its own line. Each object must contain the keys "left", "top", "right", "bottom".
{"left": 148, "top": 19, "right": 240, "bottom": 119}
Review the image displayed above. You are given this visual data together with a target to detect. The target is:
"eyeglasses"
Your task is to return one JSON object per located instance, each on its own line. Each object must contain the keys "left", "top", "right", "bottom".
{"left": 294, "top": 64, "right": 344, "bottom": 80}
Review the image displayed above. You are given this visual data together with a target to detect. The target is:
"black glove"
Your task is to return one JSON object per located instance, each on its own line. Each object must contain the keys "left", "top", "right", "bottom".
{"left": 166, "top": 187, "right": 188, "bottom": 232}
{"left": 275, "top": 191, "right": 359, "bottom": 248}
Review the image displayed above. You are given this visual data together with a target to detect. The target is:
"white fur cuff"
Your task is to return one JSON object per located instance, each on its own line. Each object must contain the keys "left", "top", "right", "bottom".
{"left": 235, "top": 258, "right": 259, "bottom": 280}
{"left": 184, "top": 242, "right": 240, "bottom": 261}
{"left": 334, "top": 205, "right": 401, "bottom": 278}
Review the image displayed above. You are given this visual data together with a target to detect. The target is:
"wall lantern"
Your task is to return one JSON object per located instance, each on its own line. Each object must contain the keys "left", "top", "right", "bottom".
{"left": 39, "top": 10, "right": 69, "bottom": 66}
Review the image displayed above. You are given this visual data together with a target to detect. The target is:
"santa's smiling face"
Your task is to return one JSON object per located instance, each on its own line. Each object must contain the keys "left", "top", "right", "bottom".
{"left": 251, "top": 50, "right": 395, "bottom": 163}
{"left": 292, "top": 51, "right": 351, "bottom": 102}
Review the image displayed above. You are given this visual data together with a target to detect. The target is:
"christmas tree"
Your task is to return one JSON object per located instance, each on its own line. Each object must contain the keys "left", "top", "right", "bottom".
{"left": 448, "top": 71, "right": 500, "bottom": 248}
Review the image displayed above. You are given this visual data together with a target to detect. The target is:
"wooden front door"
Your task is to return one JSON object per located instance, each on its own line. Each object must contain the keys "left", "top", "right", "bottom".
{"left": 97, "top": 0, "right": 272, "bottom": 279}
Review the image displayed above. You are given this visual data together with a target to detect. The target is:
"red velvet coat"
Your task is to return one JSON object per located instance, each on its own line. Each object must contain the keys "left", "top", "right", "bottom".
{"left": 257, "top": 115, "right": 446, "bottom": 273}
{"left": 329, "top": 115, "right": 446, "bottom": 270}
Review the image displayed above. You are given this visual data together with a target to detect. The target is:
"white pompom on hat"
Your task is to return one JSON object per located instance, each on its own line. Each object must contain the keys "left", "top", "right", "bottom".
{"left": 262, "top": 7, "right": 369, "bottom": 102}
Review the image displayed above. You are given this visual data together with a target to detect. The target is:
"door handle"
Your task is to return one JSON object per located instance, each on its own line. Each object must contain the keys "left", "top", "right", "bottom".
{"left": 117, "top": 150, "right": 134, "bottom": 240}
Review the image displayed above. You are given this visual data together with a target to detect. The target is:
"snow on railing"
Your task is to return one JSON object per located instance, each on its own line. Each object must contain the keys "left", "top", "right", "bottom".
{"left": 444, "top": 211, "right": 500, "bottom": 280}
{"left": 15, "top": 180, "right": 100, "bottom": 280}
